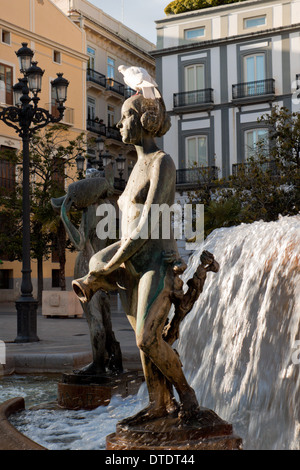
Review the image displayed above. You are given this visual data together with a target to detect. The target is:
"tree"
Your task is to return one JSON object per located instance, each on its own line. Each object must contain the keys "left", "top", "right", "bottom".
{"left": 0, "top": 124, "right": 87, "bottom": 303}
{"left": 164, "top": 0, "right": 247, "bottom": 15}
{"left": 185, "top": 106, "right": 300, "bottom": 237}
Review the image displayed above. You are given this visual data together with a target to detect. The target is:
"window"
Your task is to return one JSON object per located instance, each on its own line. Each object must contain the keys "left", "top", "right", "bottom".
{"left": 244, "top": 16, "right": 266, "bottom": 29}
{"left": 186, "top": 136, "right": 208, "bottom": 167}
{"left": 87, "top": 46, "right": 96, "bottom": 70}
{"left": 87, "top": 96, "right": 96, "bottom": 121}
{"left": 244, "top": 53, "right": 265, "bottom": 83}
{"left": 1, "top": 30, "right": 10, "bottom": 45}
{"left": 0, "top": 146, "right": 16, "bottom": 193}
{"left": 53, "top": 50, "right": 61, "bottom": 64}
{"left": 0, "top": 63, "right": 13, "bottom": 105}
{"left": 0, "top": 270, "right": 13, "bottom": 289}
{"left": 244, "top": 128, "right": 268, "bottom": 160}
{"left": 185, "top": 27, "right": 205, "bottom": 40}
{"left": 107, "top": 105, "right": 115, "bottom": 127}
{"left": 185, "top": 64, "right": 205, "bottom": 92}
{"left": 107, "top": 57, "right": 115, "bottom": 79}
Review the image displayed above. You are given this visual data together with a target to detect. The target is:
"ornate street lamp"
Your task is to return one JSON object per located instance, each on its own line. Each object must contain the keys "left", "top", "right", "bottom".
{"left": 75, "top": 154, "right": 85, "bottom": 179}
{"left": 16, "top": 42, "right": 34, "bottom": 73}
{"left": 91, "top": 136, "right": 105, "bottom": 172}
{"left": 0, "top": 43, "right": 69, "bottom": 343}
{"left": 116, "top": 154, "right": 126, "bottom": 181}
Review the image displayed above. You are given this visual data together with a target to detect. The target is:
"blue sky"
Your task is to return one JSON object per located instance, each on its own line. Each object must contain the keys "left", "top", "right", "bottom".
{"left": 88, "top": 0, "right": 168, "bottom": 44}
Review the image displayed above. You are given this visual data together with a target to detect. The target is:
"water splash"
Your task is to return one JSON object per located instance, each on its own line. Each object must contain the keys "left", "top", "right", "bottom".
{"left": 6, "top": 215, "right": 300, "bottom": 449}
{"left": 178, "top": 214, "right": 300, "bottom": 450}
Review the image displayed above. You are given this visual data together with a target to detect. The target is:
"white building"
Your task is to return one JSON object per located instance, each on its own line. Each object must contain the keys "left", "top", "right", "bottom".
{"left": 153, "top": 0, "right": 300, "bottom": 188}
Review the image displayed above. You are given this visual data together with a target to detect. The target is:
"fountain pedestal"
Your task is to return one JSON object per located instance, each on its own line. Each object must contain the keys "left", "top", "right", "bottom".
{"left": 106, "top": 407, "right": 242, "bottom": 450}
{"left": 57, "top": 371, "right": 144, "bottom": 410}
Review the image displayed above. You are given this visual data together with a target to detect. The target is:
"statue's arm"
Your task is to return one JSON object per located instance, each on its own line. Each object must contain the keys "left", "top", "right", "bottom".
{"left": 60, "top": 197, "right": 85, "bottom": 251}
{"left": 98, "top": 155, "right": 175, "bottom": 274}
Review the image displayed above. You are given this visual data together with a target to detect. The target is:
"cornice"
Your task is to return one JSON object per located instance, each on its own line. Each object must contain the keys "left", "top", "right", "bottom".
{"left": 151, "top": 22, "right": 300, "bottom": 57}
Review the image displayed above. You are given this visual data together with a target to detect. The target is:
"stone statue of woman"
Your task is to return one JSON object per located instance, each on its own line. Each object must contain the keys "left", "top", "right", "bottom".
{"left": 72, "top": 94, "right": 219, "bottom": 424}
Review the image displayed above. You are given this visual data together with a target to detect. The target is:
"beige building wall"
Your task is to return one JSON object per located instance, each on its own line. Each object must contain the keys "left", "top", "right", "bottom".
{"left": 0, "top": 0, "right": 87, "bottom": 301}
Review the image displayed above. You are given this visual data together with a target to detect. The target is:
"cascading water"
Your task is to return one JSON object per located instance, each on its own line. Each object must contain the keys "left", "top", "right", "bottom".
{"left": 6, "top": 214, "right": 300, "bottom": 450}
{"left": 178, "top": 214, "right": 300, "bottom": 450}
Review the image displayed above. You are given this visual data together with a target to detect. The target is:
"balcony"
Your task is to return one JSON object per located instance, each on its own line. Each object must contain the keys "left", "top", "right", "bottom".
{"left": 176, "top": 166, "right": 219, "bottom": 188}
{"left": 86, "top": 120, "right": 122, "bottom": 142}
{"left": 232, "top": 160, "right": 280, "bottom": 177}
{"left": 173, "top": 89, "right": 214, "bottom": 112}
{"left": 106, "top": 78, "right": 125, "bottom": 96}
{"left": 232, "top": 79, "right": 275, "bottom": 105}
{"left": 87, "top": 118, "right": 106, "bottom": 135}
{"left": 46, "top": 103, "right": 74, "bottom": 126}
{"left": 106, "top": 126, "right": 122, "bottom": 141}
{"left": 87, "top": 68, "right": 106, "bottom": 88}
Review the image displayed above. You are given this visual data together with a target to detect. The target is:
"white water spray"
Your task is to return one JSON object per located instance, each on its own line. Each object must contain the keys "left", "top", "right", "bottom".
{"left": 178, "top": 214, "right": 300, "bottom": 450}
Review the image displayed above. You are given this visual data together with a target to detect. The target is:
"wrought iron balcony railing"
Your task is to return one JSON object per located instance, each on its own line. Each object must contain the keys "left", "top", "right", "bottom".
{"left": 232, "top": 160, "right": 280, "bottom": 177}
{"left": 174, "top": 88, "right": 214, "bottom": 109}
{"left": 106, "top": 78, "right": 125, "bottom": 96}
{"left": 232, "top": 79, "right": 275, "bottom": 100}
{"left": 87, "top": 118, "right": 106, "bottom": 135}
{"left": 87, "top": 68, "right": 106, "bottom": 88}
{"left": 176, "top": 166, "right": 219, "bottom": 185}
{"left": 106, "top": 126, "right": 122, "bottom": 141}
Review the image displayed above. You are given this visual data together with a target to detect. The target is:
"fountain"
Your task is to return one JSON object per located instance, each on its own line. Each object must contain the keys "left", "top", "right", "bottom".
{"left": 1, "top": 214, "right": 299, "bottom": 449}
{"left": 1, "top": 75, "right": 299, "bottom": 450}
{"left": 178, "top": 214, "right": 300, "bottom": 450}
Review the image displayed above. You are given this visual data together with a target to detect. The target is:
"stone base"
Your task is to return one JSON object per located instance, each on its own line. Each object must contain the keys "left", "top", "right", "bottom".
{"left": 42, "top": 290, "right": 83, "bottom": 318}
{"left": 57, "top": 371, "right": 144, "bottom": 410}
{"left": 106, "top": 407, "right": 243, "bottom": 450}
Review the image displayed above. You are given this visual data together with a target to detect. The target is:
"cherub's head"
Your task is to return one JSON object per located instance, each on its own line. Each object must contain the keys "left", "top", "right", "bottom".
{"left": 117, "top": 94, "right": 171, "bottom": 144}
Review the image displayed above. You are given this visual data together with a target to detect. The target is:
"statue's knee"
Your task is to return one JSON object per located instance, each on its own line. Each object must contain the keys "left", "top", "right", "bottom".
{"left": 136, "top": 333, "right": 154, "bottom": 355}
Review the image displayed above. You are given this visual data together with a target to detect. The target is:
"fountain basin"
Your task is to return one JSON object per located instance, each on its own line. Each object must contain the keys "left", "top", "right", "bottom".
{"left": 0, "top": 397, "right": 46, "bottom": 450}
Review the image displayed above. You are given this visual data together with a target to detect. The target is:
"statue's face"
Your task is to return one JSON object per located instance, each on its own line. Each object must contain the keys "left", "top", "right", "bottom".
{"left": 117, "top": 100, "right": 142, "bottom": 145}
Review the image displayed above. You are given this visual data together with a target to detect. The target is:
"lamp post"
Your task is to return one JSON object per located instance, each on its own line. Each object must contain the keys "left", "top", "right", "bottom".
{"left": 116, "top": 154, "right": 126, "bottom": 181}
{"left": 75, "top": 154, "right": 85, "bottom": 179}
{"left": 0, "top": 43, "right": 69, "bottom": 342}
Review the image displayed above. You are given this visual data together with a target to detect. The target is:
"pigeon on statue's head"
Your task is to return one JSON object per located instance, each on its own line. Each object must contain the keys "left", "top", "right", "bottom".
{"left": 118, "top": 65, "right": 161, "bottom": 100}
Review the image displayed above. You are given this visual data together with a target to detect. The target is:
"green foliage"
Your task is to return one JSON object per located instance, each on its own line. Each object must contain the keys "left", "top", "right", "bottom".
{"left": 186, "top": 106, "right": 300, "bottom": 237}
{"left": 0, "top": 124, "right": 87, "bottom": 294}
{"left": 165, "top": 0, "right": 247, "bottom": 15}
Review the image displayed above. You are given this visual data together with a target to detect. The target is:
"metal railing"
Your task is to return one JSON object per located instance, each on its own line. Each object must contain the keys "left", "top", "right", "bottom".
{"left": 106, "top": 78, "right": 125, "bottom": 96}
{"left": 232, "top": 160, "right": 279, "bottom": 177}
{"left": 176, "top": 166, "right": 219, "bottom": 185}
{"left": 87, "top": 118, "right": 106, "bottom": 135}
{"left": 45, "top": 103, "right": 74, "bottom": 125}
{"left": 232, "top": 79, "right": 275, "bottom": 100}
{"left": 87, "top": 68, "right": 106, "bottom": 88}
{"left": 174, "top": 88, "right": 214, "bottom": 108}
{"left": 106, "top": 126, "right": 122, "bottom": 141}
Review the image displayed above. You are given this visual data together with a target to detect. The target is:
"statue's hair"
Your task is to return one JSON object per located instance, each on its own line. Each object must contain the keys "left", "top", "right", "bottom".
{"left": 127, "top": 94, "right": 171, "bottom": 137}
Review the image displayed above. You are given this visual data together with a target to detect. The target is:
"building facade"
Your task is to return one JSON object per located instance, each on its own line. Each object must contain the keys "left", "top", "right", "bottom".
{"left": 54, "top": 0, "right": 155, "bottom": 181}
{"left": 0, "top": 0, "right": 156, "bottom": 302}
{"left": 153, "top": 0, "right": 300, "bottom": 188}
{"left": 0, "top": 0, "right": 87, "bottom": 300}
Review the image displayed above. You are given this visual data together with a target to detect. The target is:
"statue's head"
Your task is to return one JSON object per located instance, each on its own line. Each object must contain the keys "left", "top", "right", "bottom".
{"left": 117, "top": 94, "right": 171, "bottom": 145}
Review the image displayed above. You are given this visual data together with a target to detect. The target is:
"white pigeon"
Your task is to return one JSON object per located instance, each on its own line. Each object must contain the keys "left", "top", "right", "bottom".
{"left": 118, "top": 65, "right": 161, "bottom": 100}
